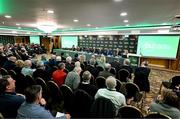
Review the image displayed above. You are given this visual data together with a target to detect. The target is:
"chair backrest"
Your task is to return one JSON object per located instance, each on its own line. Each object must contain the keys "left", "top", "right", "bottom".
{"left": 95, "top": 76, "right": 106, "bottom": 89}
{"left": 125, "top": 82, "right": 142, "bottom": 102}
{"left": 25, "top": 75, "right": 36, "bottom": 87}
{"left": 36, "top": 77, "right": 48, "bottom": 100}
{"left": 145, "top": 112, "right": 172, "bottom": 119}
{"left": 116, "top": 79, "right": 122, "bottom": 92}
{"left": 0, "top": 68, "right": 8, "bottom": 75}
{"left": 60, "top": 84, "right": 73, "bottom": 112}
{"left": 170, "top": 76, "right": 180, "bottom": 89}
{"left": 118, "top": 105, "right": 143, "bottom": 118}
{"left": 70, "top": 89, "right": 93, "bottom": 118}
{"left": 110, "top": 67, "right": 116, "bottom": 76}
{"left": 91, "top": 97, "right": 116, "bottom": 118}
{"left": 8, "top": 70, "right": 17, "bottom": 80}
{"left": 118, "top": 69, "right": 130, "bottom": 82}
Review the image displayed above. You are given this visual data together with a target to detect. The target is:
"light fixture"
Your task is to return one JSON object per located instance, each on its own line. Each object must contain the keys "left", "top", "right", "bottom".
{"left": 47, "top": 10, "right": 54, "bottom": 14}
{"left": 113, "top": 0, "right": 123, "bottom": 2}
{"left": 120, "top": 12, "right": 127, "bottom": 16}
{"left": 126, "top": 24, "right": 129, "bottom": 26}
{"left": 16, "top": 23, "right": 20, "bottom": 26}
{"left": 18, "top": 27, "right": 21, "bottom": 29}
{"left": 5, "top": 15, "right": 12, "bottom": 18}
{"left": 123, "top": 20, "right": 129, "bottom": 23}
{"left": 37, "top": 22, "right": 57, "bottom": 33}
{"left": 73, "top": 19, "right": 79, "bottom": 22}
{"left": 87, "top": 24, "right": 91, "bottom": 27}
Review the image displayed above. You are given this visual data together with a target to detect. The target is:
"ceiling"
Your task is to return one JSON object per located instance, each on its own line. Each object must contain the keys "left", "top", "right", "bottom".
{"left": 0, "top": 0, "right": 180, "bottom": 35}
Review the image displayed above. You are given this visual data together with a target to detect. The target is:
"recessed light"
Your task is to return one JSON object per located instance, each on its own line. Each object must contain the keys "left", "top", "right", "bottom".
{"left": 73, "top": 19, "right": 79, "bottom": 22}
{"left": 95, "top": 27, "right": 99, "bottom": 29}
{"left": 47, "top": 10, "right": 54, "bottom": 14}
{"left": 113, "top": 0, "right": 123, "bottom": 2}
{"left": 87, "top": 24, "right": 91, "bottom": 27}
{"left": 18, "top": 27, "right": 21, "bottom": 29}
{"left": 5, "top": 15, "right": 12, "bottom": 18}
{"left": 123, "top": 20, "right": 129, "bottom": 23}
{"left": 2, "top": 21, "right": 5, "bottom": 24}
{"left": 16, "top": 23, "right": 20, "bottom": 26}
{"left": 120, "top": 12, "right": 127, "bottom": 16}
{"left": 12, "top": 31, "right": 17, "bottom": 33}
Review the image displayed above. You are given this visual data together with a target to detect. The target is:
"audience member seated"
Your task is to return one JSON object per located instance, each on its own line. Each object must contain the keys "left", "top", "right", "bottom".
{"left": 56, "top": 56, "right": 62, "bottom": 65}
{"left": 52, "top": 63, "right": 67, "bottom": 87}
{"left": 98, "top": 63, "right": 115, "bottom": 79}
{"left": 121, "top": 49, "right": 129, "bottom": 58}
{"left": 150, "top": 89, "right": 180, "bottom": 119}
{"left": 21, "top": 60, "right": 35, "bottom": 76}
{"left": 0, "top": 46, "right": 7, "bottom": 67}
{"left": 109, "top": 60, "right": 122, "bottom": 78}
{"left": 33, "top": 61, "right": 51, "bottom": 82}
{"left": 86, "top": 58, "right": 99, "bottom": 79}
{"left": 65, "top": 67, "right": 82, "bottom": 90}
{"left": 0, "top": 75, "right": 25, "bottom": 118}
{"left": 95, "top": 76, "right": 126, "bottom": 115}
{"left": 113, "top": 48, "right": 122, "bottom": 57}
{"left": 14, "top": 60, "right": 24, "bottom": 74}
{"left": 134, "top": 61, "right": 151, "bottom": 92}
{"left": 17, "top": 85, "right": 70, "bottom": 119}
{"left": 78, "top": 71, "right": 98, "bottom": 97}
{"left": 65, "top": 56, "right": 74, "bottom": 72}
{"left": 60, "top": 52, "right": 66, "bottom": 62}
{"left": 48, "top": 55, "right": 57, "bottom": 67}
{"left": 3, "top": 56, "right": 17, "bottom": 71}
{"left": 119, "top": 58, "right": 133, "bottom": 79}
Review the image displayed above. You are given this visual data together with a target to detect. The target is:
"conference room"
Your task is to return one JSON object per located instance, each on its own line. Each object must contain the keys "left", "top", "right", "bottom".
{"left": 0, "top": 0, "right": 180, "bottom": 118}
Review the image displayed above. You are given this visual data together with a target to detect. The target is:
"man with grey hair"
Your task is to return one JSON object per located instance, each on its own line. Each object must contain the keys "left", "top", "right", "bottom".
{"left": 95, "top": 76, "right": 126, "bottom": 114}
{"left": 65, "top": 56, "right": 74, "bottom": 72}
{"left": 78, "top": 71, "right": 98, "bottom": 97}
{"left": 52, "top": 63, "right": 67, "bottom": 87}
{"left": 120, "top": 58, "right": 133, "bottom": 79}
{"left": 33, "top": 61, "right": 50, "bottom": 82}
{"left": 98, "top": 63, "right": 115, "bottom": 79}
{"left": 65, "top": 66, "right": 82, "bottom": 90}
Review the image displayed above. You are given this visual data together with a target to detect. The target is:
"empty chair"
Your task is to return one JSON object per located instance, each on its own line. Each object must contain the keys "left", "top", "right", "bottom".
{"left": 116, "top": 79, "right": 122, "bottom": 92}
{"left": 36, "top": 77, "right": 49, "bottom": 100}
{"left": 145, "top": 112, "right": 172, "bottom": 119}
{"left": 0, "top": 68, "right": 8, "bottom": 76}
{"left": 118, "top": 69, "right": 130, "bottom": 82}
{"left": 60, "top": 84, "right": 73, "bottom": 112}
{"left": 70, "top": 89, "right": 94, "bottom": 118}
{"left": 91, "top": 97, "right": 116, "bottom": 118}
{"left": 47, "top": 81, "right": 64, "bottom": 113}
{"left": 118, "top": 105, "right": 143, "bottom": 118}
{"left": 95, "top": 76, "right": 106, "bottom": 89}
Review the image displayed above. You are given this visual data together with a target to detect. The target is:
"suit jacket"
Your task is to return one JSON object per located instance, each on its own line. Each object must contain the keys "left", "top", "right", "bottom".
{"left": 133, "top": 67, "right": 150, "bottom": 92}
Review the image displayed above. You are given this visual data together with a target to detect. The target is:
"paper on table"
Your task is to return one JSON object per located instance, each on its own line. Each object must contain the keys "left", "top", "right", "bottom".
{"left": 56, "top": 112, "right": 65, "bottom": 117}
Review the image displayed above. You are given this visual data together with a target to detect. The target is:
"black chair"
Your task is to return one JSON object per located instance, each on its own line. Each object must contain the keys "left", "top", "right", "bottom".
{"left": 25, "top": 75, "right": 36, "bottom": 87}
{"left": 36, "top": 77, "right": 48, "bottom": 100}
{"left": 91, "top": 97, "right": 116, "bottom": 118}
{"left": 47, "top": 81, "right": 64, "bottom": 113}
{"left": 124, "top": 82, "right": 143, "bottom": 108}
{"left": 60, "top": 84, "right": 73, "bottom": 112}
{"left": 95, "top": 76, "right": 106, "bottom": 89}
{"left": 118, "top": 69, "right": 130, "bottom": 82}
{"left": 118, "top": 105, "right": 143, "bottom": 118}
{"left": 96, "top": 66, "right": 104, "bottom": 72}
{"left": 145, "top": 112, "right": 172, "bottom": 119}
{"left": 70, "top": 89, "right": 94, "bottom": 118}
{"left": 109, "top": 67, "right": 116, "bottom": 76}
{"left": 116, "top": 79, "right": 122, "bottom": 92}
{"left": 0, "top": 68, "right": 8, "bottom": 75}
{"left": 8, "top": 70, "right": 17, "bottom": 80}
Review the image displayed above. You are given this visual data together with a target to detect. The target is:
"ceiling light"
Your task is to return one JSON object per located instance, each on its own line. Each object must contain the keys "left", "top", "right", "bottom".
{"left": 95, "top": 27, "right": 99, "bottom": 29}
{"left": 4, "top": 15, "right": 12, "bottom": 18}
{"left": 18, "top": 27, "right": 21, "bottom": 29}
{"left": 37, "top": 22, "right": 57, "bottom": 33}
{"left": 123, "top": 20, "right": 129, "bottom": 23}
{"left": 12, "top": 31, "right": 17, "bottom": 34}
{"left": 47, "top": 10, "right": 54, "bottom": 14}
{"left": 16, "top": 23, "right": 20, "bottom": 26}
{"left": 126, "top": 24, "right": 129, "bottom": 26}
{"left": 113, "top": 0, "right": 123, "bottom": 2}
{"left": 87, "top": 24, "right": 91, "bottom": 27}
{"left": 73, "top": 19, "right": 79, "bottom": 22}
{"left": 158, "top": 29, "right": 169, "bottom": 33}
{"left": 120, "top": 12, "right": 127, "bottom": 16}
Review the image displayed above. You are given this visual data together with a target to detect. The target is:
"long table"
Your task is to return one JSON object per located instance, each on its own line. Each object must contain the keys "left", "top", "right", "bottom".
{"left": 54, "top": 49, "right": 125, "bottom": 64}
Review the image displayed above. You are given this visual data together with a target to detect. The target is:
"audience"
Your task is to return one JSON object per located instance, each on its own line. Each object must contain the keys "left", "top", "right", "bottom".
{"left": 3, "top": 56, "right": 17, "bottom": 70}
{"left": 65, "top": 56, "right": 74, "bottom": 72}
{"left": 21, "top": 60, "right": 35, "bottom": 76}
{"left": 0, "top": 75, "right": 25, "bottom": 118}
{"left": 17, "top": 85, "right": 70, "bottom": 119}
{"left": 98, "top": 63, "right": 115, "bottom": 79}
{"left": 119, "top": 58, "right": 133, "bottom": 79}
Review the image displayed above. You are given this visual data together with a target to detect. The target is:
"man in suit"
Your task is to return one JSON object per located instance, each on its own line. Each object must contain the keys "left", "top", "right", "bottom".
{"left": 98, "top": 63, "right": 115, "bottom": 79}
